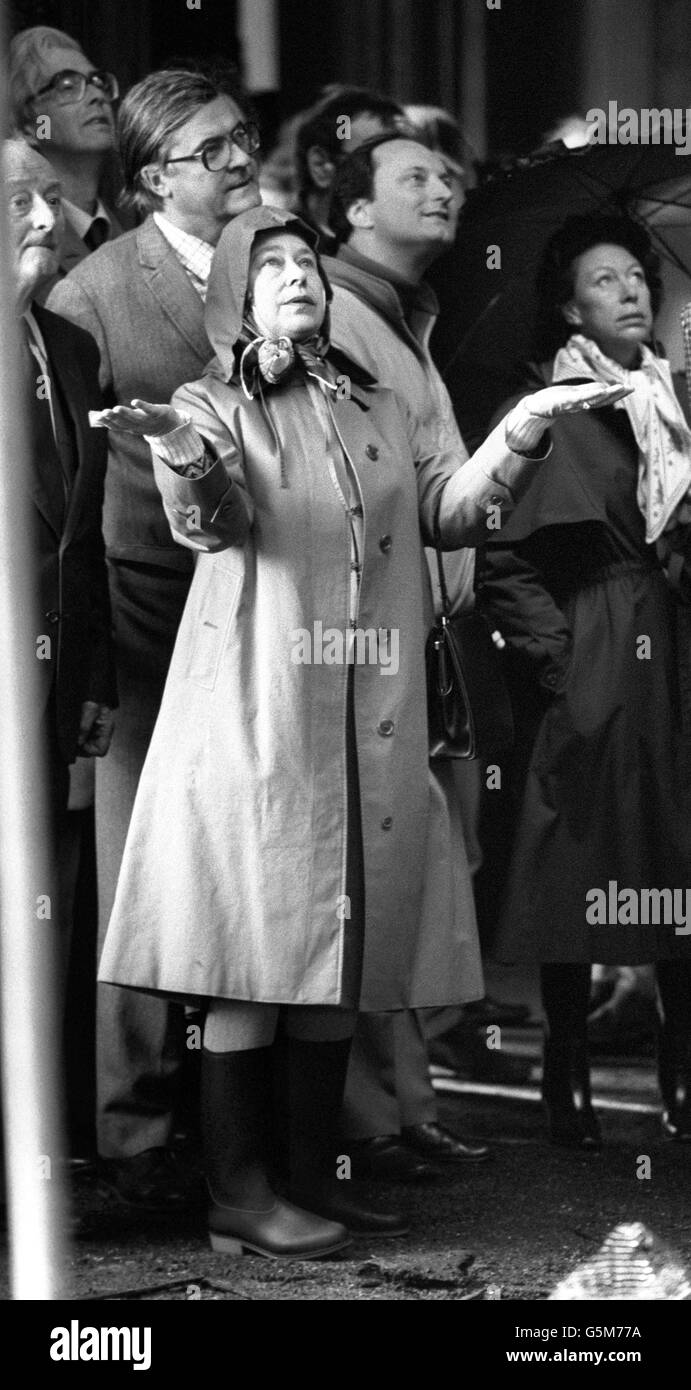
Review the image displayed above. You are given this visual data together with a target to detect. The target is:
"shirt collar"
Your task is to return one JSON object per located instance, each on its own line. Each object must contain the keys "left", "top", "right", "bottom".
{"left": 62, "top": 196, "right": 112, "bottom": 240}
{"left": 23, "top": 305, "right": 46, "bottom": 351}
{"left": 153, "top": 211, "right": 215, "bottom": 299}
{"left": 20, "top": 308, "right": 52, "bottom": 380}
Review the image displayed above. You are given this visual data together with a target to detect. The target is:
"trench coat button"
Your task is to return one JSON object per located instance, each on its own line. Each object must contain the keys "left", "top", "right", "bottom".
{"left": 381, "top": 816, "right": 393, "bottom": 830}
{"left": 378, "top": 718, "right": 394, "bottom": 736}
{"left": 379, "top": 534, "right": 392, "bottom": 553}
{"left": 45, "top": 610, "right": 60, "bottom": 623}
{"left": 544, "top": 672, "right": 558, "bottom": 689}
{"left": 365, "top": 443, "right": 379, "bottom": 460}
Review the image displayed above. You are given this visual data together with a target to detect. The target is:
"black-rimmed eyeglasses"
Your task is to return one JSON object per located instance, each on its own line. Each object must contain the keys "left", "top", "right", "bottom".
{"left": 164, "top": 123, "right": 261, "bottom": 172}
{"left": 32, "top": 69, "right": 119, "bottom": 106}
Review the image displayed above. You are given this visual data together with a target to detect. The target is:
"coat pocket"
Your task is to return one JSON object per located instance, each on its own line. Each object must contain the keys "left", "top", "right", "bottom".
{"left": 184, "top": 564, "right": 243, "bottom": 691}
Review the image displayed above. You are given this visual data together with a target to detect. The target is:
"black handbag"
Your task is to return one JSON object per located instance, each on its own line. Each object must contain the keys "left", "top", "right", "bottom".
{"left": 425, "top": 525, "right": 514, "bottom": 761}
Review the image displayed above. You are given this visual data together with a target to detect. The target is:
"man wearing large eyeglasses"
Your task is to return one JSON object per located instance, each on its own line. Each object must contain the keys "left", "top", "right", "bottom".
{"left": 9, "top": 27, "right": 122, "bottom": 275}
{"left": 8, "top": 28, "right": 124, "bottom": 1188}
{"left": 48, "top": 65, "right": 262, "bottom": 1218}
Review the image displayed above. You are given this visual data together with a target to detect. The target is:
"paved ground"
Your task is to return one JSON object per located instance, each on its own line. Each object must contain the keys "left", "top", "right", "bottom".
{"left": 3, "top": 1012, "right": 688, "bottom": 1303}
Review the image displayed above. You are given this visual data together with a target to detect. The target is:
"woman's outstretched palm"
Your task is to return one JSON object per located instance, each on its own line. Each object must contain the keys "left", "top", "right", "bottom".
{"left": 91, "top": 398, "right": 182, "bottom": 436}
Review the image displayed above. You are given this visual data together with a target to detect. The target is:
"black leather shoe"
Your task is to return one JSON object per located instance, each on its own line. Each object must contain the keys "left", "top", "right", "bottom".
{"left": 544, "top": 1099, "right": 603, "bottom": 1150}
{"left": 543, "top": 1037, "right": 603, "bottom": 1151}
{"left": 98, "top": 1147, "right": 202, "bottom": 1213}
{"left": 401, "top": 1122, "right": 490, "bottom": 1164}
{"left": 296, "top": 1190, "right": 408, "bottom": 1237}
{"left": 350, "top": 1136, "right": 440, "bottom": 1183}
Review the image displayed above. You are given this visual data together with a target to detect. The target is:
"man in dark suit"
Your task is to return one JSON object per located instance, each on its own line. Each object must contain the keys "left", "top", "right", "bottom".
{"left": 47, "top": 67, "right": 262, "bottom": 1210}
{"left": 5, "top": 135, "right": 116, "bottom": 841}
{"left": 10, "top": 28, "right": 127, "bottom": 1161}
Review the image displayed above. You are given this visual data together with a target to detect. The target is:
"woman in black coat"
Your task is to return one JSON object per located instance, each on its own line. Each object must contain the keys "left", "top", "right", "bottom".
{"left": 477, "top": 214, "right": 691, "bottom": 1148}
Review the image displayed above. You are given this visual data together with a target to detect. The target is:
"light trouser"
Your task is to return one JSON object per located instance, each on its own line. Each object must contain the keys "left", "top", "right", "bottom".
{"left": 342, "top": 755, "right": 484, "bottom": 1140}
{"left": 342, "top": 1009, "right": 437, "bottom": 1139}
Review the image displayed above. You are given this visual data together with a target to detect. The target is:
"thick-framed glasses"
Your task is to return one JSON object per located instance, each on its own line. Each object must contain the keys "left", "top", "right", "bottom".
{"left": 164, "top": 122, "right": 261, "bottom": 172}
{"left": 31, "top": 69, "right": 119, "bottom": 107}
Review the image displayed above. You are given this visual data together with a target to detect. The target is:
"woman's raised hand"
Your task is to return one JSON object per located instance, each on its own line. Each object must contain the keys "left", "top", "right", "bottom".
{"left": 505, "top": 382, "right": 633, "bottom": 453}
{"left": 528, "top": 382, "right": 634, "bottom": 417}
{"left": 89, "top": 399, "right": 185, "bottom": 437}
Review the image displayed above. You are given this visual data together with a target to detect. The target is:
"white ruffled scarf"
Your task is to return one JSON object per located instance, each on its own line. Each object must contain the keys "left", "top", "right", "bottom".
{"left": 553, "top": 333, "right": 691, "bottom": 541}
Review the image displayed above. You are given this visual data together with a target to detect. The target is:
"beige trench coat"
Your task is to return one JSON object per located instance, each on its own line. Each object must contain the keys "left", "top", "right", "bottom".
{"left": 99, "top": 365, "right": 538, "bottom": 1010}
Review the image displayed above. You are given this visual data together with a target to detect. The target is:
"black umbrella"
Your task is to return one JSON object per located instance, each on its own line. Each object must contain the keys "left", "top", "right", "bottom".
{"left": 433, "top": 139, "right": 691, "bottom": 448}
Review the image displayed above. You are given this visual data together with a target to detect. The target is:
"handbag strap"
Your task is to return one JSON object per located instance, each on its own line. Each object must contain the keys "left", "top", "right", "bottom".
{"left": 433, "top": 504, "right": 452, "bottom": 618}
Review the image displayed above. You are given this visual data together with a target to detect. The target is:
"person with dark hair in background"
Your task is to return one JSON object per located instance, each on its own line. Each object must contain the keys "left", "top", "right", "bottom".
{"left": 476, "top": 214, "right": 691, "bottom": 1148}
{"left": 47, "top": 66, "right": 262, "bottom": 1212}
{"left": 295, "top": 85, "right": 406, "bottom": 254}
{"left": 9, "top": 26, "right": 122, "bottom": 278}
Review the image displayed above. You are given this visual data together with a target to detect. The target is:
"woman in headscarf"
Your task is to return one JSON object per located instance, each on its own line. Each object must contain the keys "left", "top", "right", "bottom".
{"left": 95, "top": 205, "right": 621, "bottom": 1258}
{"left": 476, "top": 213, "right": 691, "bottom": 1151}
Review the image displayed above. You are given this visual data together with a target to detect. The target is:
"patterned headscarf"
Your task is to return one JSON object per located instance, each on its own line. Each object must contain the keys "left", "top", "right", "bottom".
{"left": 236, "top": 318, "right": 340, "bottom": 401}
{"left": 204, "top": 205, "right": 333, "bottom": 386}
{"left": 553, "top": 333, "right": 691, "bottom": 542}
{"left": 203, "top": 205, "right": 373, "bottom": 485}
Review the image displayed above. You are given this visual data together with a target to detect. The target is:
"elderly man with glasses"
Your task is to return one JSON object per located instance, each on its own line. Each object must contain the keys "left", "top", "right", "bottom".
{"left": 9, "top": 26, "right": 122, "bottom": 273}
{"left": 9, "top": 26, "right": 125, "bottom": 1174}
{"left": 48, "top": 66, "right": 262, "bottom": 1214}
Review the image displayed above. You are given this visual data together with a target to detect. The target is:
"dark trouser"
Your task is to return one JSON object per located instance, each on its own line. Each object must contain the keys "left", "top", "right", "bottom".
{"left": 656, "top": 961, "right": 691, "bottom": 1111}
{"left": 95, "top": 559, "right": 191, "bottom": 1159}
{"left": 43, "top": 699, "right": 71, "bottom": 1012}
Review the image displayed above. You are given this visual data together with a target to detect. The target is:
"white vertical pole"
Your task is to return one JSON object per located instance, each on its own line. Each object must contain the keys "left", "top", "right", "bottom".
{"left": 238, "top": 0, "right": 279, "bottom": 93}
{"left": 0, "top": 16, "right": 67, "bottom": 1300}
{"left": 460, "top": 0, "right": 487, "bottom": 165}
{"left": 580, "top": 0, "right": 655, "bottom": 116}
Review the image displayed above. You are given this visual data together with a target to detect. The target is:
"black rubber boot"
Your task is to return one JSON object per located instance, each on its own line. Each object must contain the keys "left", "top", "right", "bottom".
{"left": 285, "top": 1035, "right": 408, "bottom": 1237}
{"left": 200, "top": 1046, "right": 349, "bottom": 1258}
